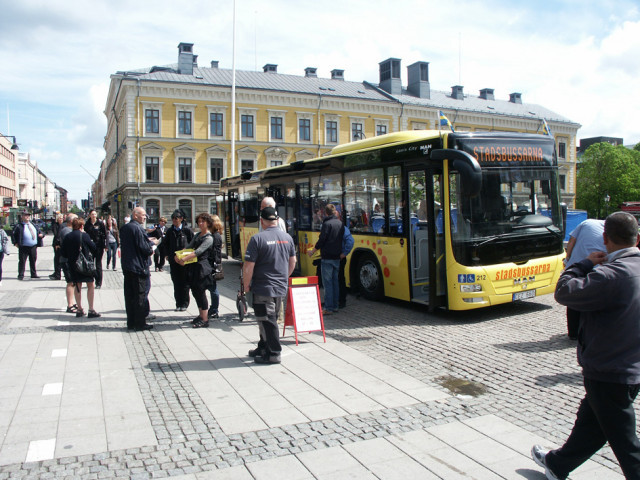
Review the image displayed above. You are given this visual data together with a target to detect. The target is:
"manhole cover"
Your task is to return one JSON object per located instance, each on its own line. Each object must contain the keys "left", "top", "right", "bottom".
{"left": 436, "top": 375, "right": 488, "bottom": 397}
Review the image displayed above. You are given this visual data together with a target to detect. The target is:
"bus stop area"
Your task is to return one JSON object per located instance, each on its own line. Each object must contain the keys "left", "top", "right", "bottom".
{"left": 0, "top": 238, "right": 628, "bottom": 479}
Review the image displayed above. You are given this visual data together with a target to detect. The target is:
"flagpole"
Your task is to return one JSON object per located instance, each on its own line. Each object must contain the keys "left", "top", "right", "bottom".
{"left": 230, "top": 0, "right": 237, "bottom": 176}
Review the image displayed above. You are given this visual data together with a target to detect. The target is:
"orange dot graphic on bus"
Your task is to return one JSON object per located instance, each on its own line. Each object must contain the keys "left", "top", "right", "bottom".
{"left": 384, "top": 267, "right": 390, "bottom": 277}
{"left": 367, "top": 240, "right": 370, "bottom": 245}
{"left": 378, "top": 248, "right": 383, "bottom": 255}
{"left": 382, "top": 256, "right": 387, "bottom": 265}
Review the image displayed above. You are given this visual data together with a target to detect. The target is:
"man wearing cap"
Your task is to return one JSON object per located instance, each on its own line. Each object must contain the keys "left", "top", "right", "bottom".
{"left": 243, "top": 207, "right": 296, "bottom": 364}
{"left": 164, "top": 209, "right": 194, "bottom": 311}
{"left": 11, "top": 211, "right": 44, "bottom": 280}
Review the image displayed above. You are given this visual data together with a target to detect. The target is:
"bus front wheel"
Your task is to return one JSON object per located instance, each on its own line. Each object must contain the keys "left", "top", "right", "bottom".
{"left": 357, "top": 256, "right": 383, "bottom": 300}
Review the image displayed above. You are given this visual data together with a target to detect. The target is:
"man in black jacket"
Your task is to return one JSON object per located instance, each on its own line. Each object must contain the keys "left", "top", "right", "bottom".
{"left": 120, "top": 207, "right": 158, "bottom": 331}
{"left": 308, "top": 204, "right": 344, "bottom": 315}
{"left": 49, "top": 213, "right": 64, "bottom": 280}
{"left": 164, "top": 209, "right": 194, "bottom": 311}
{"left": 12, "top": 211, "right": 44, "bottom": 280}
{"left": 532, "top": 212, "right": 640, "bottom": 480}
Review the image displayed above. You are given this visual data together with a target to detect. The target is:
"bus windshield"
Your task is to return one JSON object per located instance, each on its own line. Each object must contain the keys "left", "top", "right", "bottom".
{"left": 449, "top": 167, "right": 563, "bottom": 266}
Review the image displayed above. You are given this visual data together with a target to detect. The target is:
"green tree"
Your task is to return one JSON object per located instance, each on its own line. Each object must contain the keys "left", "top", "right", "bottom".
{"left": 576, "top": 143, "right": 640, "bottom": 218}
{"left": 634, "top": 142, "right": 640, "bottom": 153}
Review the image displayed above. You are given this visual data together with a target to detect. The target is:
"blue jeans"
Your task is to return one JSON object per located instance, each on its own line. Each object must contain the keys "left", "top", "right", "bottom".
{"left": 106, "top": 242, "right": 118, "bottom": 269}
{"left": 321, "top": 259, "right": 340, "bottom": 312}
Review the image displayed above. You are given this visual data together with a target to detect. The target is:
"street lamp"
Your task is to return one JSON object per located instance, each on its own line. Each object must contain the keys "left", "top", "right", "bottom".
{"left": 0, "top": 134, "right": 19, "bottom": 150}
{"left": 605, "top": 194, "right": 611, "bottom": 217}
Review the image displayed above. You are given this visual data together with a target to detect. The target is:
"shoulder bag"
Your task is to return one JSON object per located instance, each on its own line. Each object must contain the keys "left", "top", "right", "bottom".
{"left": 75, "top": 244, "right": 96, "bottom": 277}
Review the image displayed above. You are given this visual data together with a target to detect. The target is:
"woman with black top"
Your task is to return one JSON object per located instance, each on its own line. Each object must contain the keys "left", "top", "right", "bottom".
{"left": 175, "top": 212, "right": 214, "bottom": 328}
{"left": 86, "top": 209, "right": 107, "bottom": 288}
{"left": 208, "top": 214, "right": 223, "bottom": 319}
{"left": 61, "top": 217, "right": 101, "bottom": 318}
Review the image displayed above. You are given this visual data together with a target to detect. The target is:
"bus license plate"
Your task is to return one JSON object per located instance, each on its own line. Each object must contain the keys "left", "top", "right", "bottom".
{"left": 513, "top": 290, "right": 536, "bottom": 301}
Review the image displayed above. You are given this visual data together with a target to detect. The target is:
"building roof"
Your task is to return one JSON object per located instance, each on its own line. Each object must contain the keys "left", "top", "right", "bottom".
{"left": 116, "top": 63, "right": 577, "bottom": 126}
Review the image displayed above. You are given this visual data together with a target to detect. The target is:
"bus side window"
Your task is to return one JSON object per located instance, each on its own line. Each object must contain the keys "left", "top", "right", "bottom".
{"left": 387, "top": 166, "right": 402, "bottom": 235}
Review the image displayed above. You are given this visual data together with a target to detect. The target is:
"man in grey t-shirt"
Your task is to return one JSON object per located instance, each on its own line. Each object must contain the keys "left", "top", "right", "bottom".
{"left": 243, "top": 207, "right": 296, "bottom": 364}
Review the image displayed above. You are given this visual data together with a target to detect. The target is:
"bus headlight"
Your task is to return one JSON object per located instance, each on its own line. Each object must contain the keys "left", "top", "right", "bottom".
{"left": 460, "top": 284, "right": 482, "bottom": 293}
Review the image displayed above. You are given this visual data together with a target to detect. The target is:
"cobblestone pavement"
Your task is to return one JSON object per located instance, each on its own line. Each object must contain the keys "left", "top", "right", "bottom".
{"left": 0, "top": 246, "right": 630, "bottom": 478}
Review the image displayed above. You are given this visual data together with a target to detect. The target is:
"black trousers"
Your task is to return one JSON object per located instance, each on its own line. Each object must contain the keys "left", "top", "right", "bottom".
{"left": 253, "top": 295, "right": 283, "bottom": 356}
{"left": 94, "top": 248, "right": 104, "bottom": 287}
{"left": 567, "top": 307, "right": 580, "bottom": 338}
{"left": 169, "top": 260, "right": 190, "bottom": 308}
{"left": 18, "top": 245, "right": 38, "bottom": 278}
{"left": 154, "top": 249, "right": 165, "bottom": 270}
{"left": 123, "top": 271, "right": 148, "bottom": 329}
{"left": 547, "top": 378, "right": 640, "bottom": 479}
{"left": 53, "top": 247, "right": 62, "bottom": 278}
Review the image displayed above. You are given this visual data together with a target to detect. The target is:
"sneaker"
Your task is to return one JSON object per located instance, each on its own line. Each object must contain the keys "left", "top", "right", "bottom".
{"left": 248, "top": 348, "right": 266, "bottom": 358}
{"left": 254, "top": 354, "right": 281, "bottom": 364}
{"left": 531, "top": 445, "right": 561, "bottom": 480}
{"left": 208, "top": 310, "right": 219, "bottom": 319}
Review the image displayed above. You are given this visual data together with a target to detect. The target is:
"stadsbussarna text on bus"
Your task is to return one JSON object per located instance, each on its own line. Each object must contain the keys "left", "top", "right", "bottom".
{"left": 220, "top": 130, "right": 565, "bottom": 311}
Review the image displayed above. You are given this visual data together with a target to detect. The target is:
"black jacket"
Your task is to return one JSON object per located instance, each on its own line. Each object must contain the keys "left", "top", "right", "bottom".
{"left": 12, "top": 221, "right": 43, "bottom": 247}
{"left": 119, "top": 220, "right": 153, "bottom": 275}
{"left": 165, "top": 224, "right": 194, "bottom": 260}
{"left": 315, "top": 215, "right": 344, "bottom": 260}
{"left": 86, "top": 219, "right": 107, "bottom": 249}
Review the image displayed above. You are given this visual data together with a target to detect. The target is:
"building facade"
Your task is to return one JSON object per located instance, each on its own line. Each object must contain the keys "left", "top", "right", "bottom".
{"left": 17, "top": 152, "right": 61, "bottom": 219}
{"left": 101, "top": 43, "right": 580, "bottom": 226}
{"left": 0, "top": 134, "right": 18, "bottom": 226}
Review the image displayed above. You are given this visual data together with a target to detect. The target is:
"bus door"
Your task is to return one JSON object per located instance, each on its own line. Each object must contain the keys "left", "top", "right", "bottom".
{"left": 407, "top": 169, "right": 446, "bottom": 308}
{"left": 226, "top": 190, "right": 241, "bottom": 259}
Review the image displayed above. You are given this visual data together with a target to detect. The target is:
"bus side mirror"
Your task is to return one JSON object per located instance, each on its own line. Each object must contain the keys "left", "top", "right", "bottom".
{"left": 431, "top": 149, "right": 482, "bottom": 197}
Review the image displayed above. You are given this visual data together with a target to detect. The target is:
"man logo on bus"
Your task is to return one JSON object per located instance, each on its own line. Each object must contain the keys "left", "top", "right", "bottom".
{"left": 514, "top": 276, "right": 536, "bottom": 286}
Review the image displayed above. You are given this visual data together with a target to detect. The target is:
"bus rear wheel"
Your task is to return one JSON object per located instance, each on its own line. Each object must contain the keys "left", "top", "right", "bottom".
{"left": 357, "top": 256, "right": 383, "bottom": 300}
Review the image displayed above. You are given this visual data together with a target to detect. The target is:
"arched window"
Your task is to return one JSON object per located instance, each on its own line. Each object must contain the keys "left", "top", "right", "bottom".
{"left": 178, "top": 199, "right": 193, "bottom": 227}
{"left": 146, "top": 199, "right": 160, "bottom": 226}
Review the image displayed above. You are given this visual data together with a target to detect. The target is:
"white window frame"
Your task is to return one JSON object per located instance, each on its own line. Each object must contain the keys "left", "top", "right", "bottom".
{"left": 207, "top": 105, "right": 227, "bottom": 139}
{"left": 176, "top": 197, "right": 195, "bottom": 227}
{"left": 265, "top": 146, "right": 289, "bottom": 168}
{"left": 238, "top": 107, "right": 257, "bottom": 140}
{"left": 296, "top": 112, "right": 315, "bottom": 144}
{"left": 174, "top": 103, "right": 196, "bottom": 139}
{"left": 145, "top": 197, "right": 162, "bottom": 224}
{"left": 374, "top": 118, "right": 390, "bottom": 136}
{"left": 237, "top": 146, "right": 258, "bottom": 174}
{"left": 205, "top": 145, "right": 228, "bottom": 184}
{"left": 324, "top": 114, "right": 341, "bottom": 145}
{"left": 350, "top": 116, "right": 366, "bottom": 141}
{"left": 268, "top": 109, "right": 286, "bottom": 142}
{"left": 173, "top": 144, "right": 196, "bottom": 184}
{"left": 142, "top": 102, "right": 163, "bottom": 138}
{"left": 140, "top": 142, "right": 165, "bottom": 183}
{"left": 558, "top": 138, "right": 568, "bottom": 159}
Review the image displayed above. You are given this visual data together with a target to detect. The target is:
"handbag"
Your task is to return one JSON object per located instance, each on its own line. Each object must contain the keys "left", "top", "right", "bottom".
{"left": 214, "top": 264, "right": 224, "bottom": 281}
{"left": 74, "top": 245, "right": 96, "bottom": 276}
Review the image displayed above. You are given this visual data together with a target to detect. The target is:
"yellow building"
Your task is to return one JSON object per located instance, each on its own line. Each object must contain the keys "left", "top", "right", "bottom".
{"left": 101, "top": 43, "right": 580, "bottom": 226}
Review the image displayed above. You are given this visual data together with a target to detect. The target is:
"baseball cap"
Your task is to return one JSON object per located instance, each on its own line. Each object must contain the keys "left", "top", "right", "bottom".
{"left": 260, "top": 207, "right": 278, "bottom": 221}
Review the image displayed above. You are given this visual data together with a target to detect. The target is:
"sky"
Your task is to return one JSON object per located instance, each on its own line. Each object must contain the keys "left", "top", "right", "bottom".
{"left": 1, "top": 0, "right": 639, "bottom": 203}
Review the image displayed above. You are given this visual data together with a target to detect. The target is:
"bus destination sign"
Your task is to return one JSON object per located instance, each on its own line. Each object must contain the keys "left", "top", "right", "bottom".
{"left": 455, "top": 138, "right": 556, "bottom": 167}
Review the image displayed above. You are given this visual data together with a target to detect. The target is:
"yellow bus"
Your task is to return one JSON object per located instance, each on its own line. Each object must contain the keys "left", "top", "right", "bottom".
{"left": 220, "top": 130, "right": 565, "bottom": 311}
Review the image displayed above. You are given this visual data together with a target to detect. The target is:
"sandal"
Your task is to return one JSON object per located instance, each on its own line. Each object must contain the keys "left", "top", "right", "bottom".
{"left": 192, "top": 319, "right": 209, "bottom": 328}
{"left": 76, "top": 308, "right": 85, "bottom": 318}
{"left": 66, "top": 304, "right": 78, "bottom": 313}
{"left": 88, "top": 310, "right": 101, "bottom": 318}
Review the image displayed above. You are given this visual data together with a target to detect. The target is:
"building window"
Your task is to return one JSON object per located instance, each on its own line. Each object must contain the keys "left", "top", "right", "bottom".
{"left": 178, "top": 157, "right": 192, "bottom": 183}
{"left": 145, "top": 157, "right": 159, "bottom": 183}
{"left": 299, "top": 119, "right": 311, "bottom": 142}
{"left": 558, "top": 141, "right": 566, "bottom": 159}
{"left": 270, "top": 117, "right": 283, "bottom": 140}
{"left": 376, "top": 124, "right": 387, "bottom": 136}
{"left": 210, "top": 113, "right": 223, "bottom": 137}
{"left": 241, "top": 160, "right": 254, "bottom": 173}
{"left": 178, "top": 111, "right": 192, "bottom": 135}
{"left": 178, "top": 199, "right": 193, "bottom": 226}
{"left": 352, "top": 122, "right": 363, "bottom": 140}
{"left": 145, "top": 109, "right": 159, "bottom": 134}
{"left": 326, "top": 121, "right": 338, "bottom": 143}
{"left": 241, "top": 115, "right": 254, "bottom": 138}
{"left": 559, "top": 174, "right": 566, "bottom": 191}
{"left": 146, "top": 199, "right": 160, "bottom": 225}
{"left": 210, "top": 158, "right": 223, "bottom": 182}
{"left": 270, "top": 160, "right": 283, "bottom": 167}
